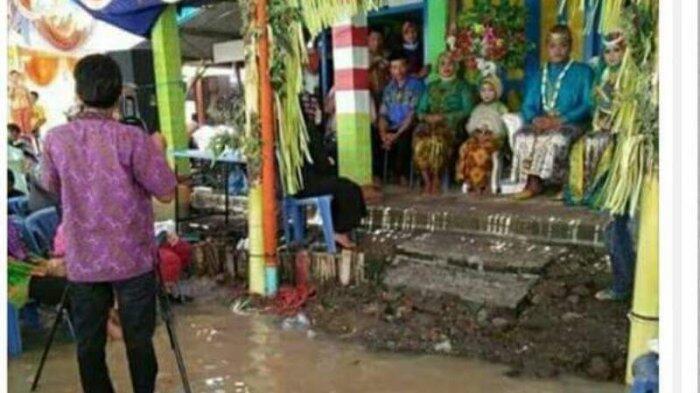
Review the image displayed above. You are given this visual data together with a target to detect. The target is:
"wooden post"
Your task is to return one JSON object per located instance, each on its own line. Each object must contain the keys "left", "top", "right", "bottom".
{"left": 195, "top": 78, "right": 205, "bottom": 125}
{"left": 151, "top": 5, "right": 188, "bottom": 173}
{"left": 256, "top": 0, "right": 279, "bottom": 296}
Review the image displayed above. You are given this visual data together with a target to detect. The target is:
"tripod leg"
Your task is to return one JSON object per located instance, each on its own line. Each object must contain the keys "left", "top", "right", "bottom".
{"left": 31, "top": 286, "right": 70, "bottom": 391}
{"left": 158, "top": 293, "right": 192, "bottom": 393}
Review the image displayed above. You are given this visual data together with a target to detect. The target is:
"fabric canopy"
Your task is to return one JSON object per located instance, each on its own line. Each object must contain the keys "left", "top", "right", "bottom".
{"left": 73, "top": 0, "right": 170, "bottom": 36}
{"left": 73, "top": 0, "right": 206, "bottom": 37}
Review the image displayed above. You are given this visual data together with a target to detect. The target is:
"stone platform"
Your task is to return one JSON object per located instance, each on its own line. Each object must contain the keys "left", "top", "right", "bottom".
{"left": 364, "top": 186, "right": 610, "bottom": 248}
{"left": 384, "top": 255, "right": 540, "bottom": 311}
{"left": 395, "top": 232, "right": 567, "bottom": 274}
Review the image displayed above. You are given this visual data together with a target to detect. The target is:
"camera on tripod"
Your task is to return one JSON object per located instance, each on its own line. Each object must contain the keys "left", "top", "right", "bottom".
{"left": 119, "top": 84, "right": 150, "bottom": 133}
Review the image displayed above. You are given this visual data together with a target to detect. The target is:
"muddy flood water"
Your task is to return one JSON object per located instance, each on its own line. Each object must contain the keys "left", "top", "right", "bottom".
{"left": 8, "top": 302, "right": 625, "bottom": 393}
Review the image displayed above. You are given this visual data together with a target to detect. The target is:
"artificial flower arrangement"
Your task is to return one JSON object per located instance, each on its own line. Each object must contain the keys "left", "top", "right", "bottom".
{"left": 447, "top": 0, "right": 532, "bottom": 84}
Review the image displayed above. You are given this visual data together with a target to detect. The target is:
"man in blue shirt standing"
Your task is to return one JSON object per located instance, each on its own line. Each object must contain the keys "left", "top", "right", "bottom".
{"left": 378, "top": 52, "right": 425, "bottom": 186}
{"left": 511, "top": 24, "right": 594, "bottom": 199}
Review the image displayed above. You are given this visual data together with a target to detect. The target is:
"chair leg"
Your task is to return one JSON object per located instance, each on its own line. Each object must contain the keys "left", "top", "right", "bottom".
{"left": 291, "top": 206, "right": 305, "bottom": 245}
{"left": 63, "top": 311, "right": 76, "bottom": 340}
{"left": 8, "top": 303, "right": 22, "bottom": 357}
{"left": 491, "top": 152, "right": 502, "bottom": 195}
{"left": 383, "top": 150, "right": 389, "bottom": 185}
{"left": 282, "top": 200, "right": 292, "bottom": 244}
{"left": 442, "top": 171, "right": 450, "bottom": 192}
{"left": 316, "top": 198, "right": 337, "bottom": 254}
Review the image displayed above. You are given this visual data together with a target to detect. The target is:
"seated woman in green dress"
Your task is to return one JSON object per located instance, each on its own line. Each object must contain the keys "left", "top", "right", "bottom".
{"left": 564, "top": 31, "right": 626, "bottom": 207}
{"left": 413, "top": 52, "right": 473, "bottom": 195}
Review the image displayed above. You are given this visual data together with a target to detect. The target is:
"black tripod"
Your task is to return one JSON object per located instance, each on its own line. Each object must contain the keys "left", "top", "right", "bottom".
{"left": 30, "top": 268, "right": 192, "bottom": 393}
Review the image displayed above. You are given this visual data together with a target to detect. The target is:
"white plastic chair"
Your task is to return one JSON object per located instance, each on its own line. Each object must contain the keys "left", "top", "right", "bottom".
{"left": 499, "top": 113, "right": 527, "bottom": 194}
{"left": 461, "top": 113, "right": 523, "bottom": 195}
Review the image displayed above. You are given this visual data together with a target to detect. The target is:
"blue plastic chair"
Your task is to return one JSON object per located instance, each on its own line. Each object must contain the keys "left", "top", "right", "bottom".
{"left": 10, "top": 215, "right": 42, "bottom": 256}
{"left": 8, "top": 196, "right": 29, "bottom": 217}
{"left": 631, "top": 352, "right": 659, "bottom": 393}
{"left": 8, "top": 303, "right": 22, "bottom": 357}
{"left": 21, "top": 302, "right": 43, "bottom": 331}
{"left": 24, "top": 207, "right": 59, "bottom": 255}
{"left": 282, "top": 195, "right": 337, "bottom": 253}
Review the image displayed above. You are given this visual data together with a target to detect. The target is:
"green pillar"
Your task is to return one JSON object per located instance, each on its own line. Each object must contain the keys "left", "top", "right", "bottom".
{"left": 151, "top": 5, "right": 188, "bottom": 173}
{"left": 426, "top": 0, "right": 449, "bottom": 69}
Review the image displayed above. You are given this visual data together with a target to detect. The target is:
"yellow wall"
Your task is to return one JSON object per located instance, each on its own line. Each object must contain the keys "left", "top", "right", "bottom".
{"left": 540, "top": 0, "right": 585, "bottom": 62}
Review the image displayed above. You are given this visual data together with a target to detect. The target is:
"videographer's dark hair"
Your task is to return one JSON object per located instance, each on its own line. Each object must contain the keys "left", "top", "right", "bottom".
{"left": 8, "top": 123, "right": 21, "bottom": 134}
{"left": 74, "top": 54, "right": 123, "bottom": 109}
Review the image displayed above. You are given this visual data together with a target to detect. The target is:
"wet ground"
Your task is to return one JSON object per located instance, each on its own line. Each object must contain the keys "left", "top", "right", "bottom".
{"left": 306, "top": 232, "right": 630, "bottom": 384}
{"left": 9, "top": 296, "right": 624, "bottom": 393}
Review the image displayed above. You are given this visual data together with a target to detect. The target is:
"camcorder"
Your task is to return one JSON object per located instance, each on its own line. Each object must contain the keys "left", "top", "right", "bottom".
{"left": 119, "top": 85, "right": 151, "bottom": 134}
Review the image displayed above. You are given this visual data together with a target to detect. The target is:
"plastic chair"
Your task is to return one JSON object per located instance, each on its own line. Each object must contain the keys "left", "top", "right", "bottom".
{"left": 282, "top": 195, "right": 337, "bottom": 254}
{"left": 21, "top": 301, "right": 43, "bottom": 331}
{"left": 24, "top": 207, "right": 59, "bottom": 255}
{"left": 8, "top": 303, "right": 22, "bottom": 357}
{"left": 8, "top": 196, "right": 29, "bottom": 217}
{"left": 630, "top": 352, "right": 659, "bottom": 393}
{"left": 10, "top": 215, "right": 42, "bottom": 256}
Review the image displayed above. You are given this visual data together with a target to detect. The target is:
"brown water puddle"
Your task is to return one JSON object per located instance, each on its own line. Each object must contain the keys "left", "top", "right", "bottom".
{"left": 9, "top": 303, "right": 624, "bottom": 393}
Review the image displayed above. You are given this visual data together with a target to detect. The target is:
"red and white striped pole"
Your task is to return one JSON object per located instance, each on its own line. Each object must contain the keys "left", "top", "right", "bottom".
{"left": 332, "top": 15, "right": 373, "bottom": 186}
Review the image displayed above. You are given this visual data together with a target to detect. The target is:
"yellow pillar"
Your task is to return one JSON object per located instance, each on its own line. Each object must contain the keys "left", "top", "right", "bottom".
{"left": 567, "top": 1, "right": 585, "bottom": 61}
{"left": 540, "top": 0, "right": 559, "bottom": 62}
{"left": 626, "top": 170, "right": 659, "bottom": 384}
{"left": 248, "top": 185, "right": 266, "bottom": 295}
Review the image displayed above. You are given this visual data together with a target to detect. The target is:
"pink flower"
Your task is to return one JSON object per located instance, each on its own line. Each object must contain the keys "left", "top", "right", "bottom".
{"left": 484, "top": 26, "right": 497, "bottom": 43}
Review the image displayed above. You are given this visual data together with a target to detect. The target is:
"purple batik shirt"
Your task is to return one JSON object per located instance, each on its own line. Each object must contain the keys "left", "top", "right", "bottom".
{"left": 41, "top": 112, "right": 177, "bottom": 283}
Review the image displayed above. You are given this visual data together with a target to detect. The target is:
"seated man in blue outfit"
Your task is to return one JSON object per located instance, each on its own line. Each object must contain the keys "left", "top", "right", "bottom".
{"left": 377, "top": 52, "right": 425, "bottom": 186}
{"left": 511, "top": 24, "right": 594, "bottom": 200}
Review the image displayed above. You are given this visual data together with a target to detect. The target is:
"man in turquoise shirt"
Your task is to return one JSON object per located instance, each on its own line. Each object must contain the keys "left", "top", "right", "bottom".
{"left": 511, "top": 24, "right": 594, "bottom": 199}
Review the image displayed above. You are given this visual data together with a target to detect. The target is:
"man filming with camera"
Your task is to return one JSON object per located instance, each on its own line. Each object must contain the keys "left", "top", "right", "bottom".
{"left": 41, "top": 54, "right": 177, "bottom": 393}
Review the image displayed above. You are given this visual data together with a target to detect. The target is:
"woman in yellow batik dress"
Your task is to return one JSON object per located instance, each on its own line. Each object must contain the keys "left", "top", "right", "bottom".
{"left": 413, "top": 52, "right": 473, "bottom": 194}
{"left": 564, "top": 31, "right": 626, "bottom": 207}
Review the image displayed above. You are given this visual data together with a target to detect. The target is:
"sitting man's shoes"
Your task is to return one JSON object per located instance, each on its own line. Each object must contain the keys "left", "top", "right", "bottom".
{"left": 594, "top": 288, "right": 630, "bottom": 302}
{"left": 514, "top": 189, "right": 536, "bottom": 200}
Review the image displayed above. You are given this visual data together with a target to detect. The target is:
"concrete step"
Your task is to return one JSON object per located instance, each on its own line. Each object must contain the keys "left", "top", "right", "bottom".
{"left": 364, "top": 189, "right": 609, "bottom": 248}
{"left": 395, "top": 232, "right": 567, "bottom": 274}
{"left": 384, "top": 256, "right": 539, "bottom": 311}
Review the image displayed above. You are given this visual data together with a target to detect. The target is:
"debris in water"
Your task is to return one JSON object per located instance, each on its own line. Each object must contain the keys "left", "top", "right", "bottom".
{"left": 231, "top": 298, "right": 251, "bottom": 316}
{"left": 282, "top": 312, "right": 311, "bottom": 331}
{"left": 434, "top": 339, "right": 452, "bottom": 353}
{"left": 205, "top": 376, "right": 225, "bottom": 387}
